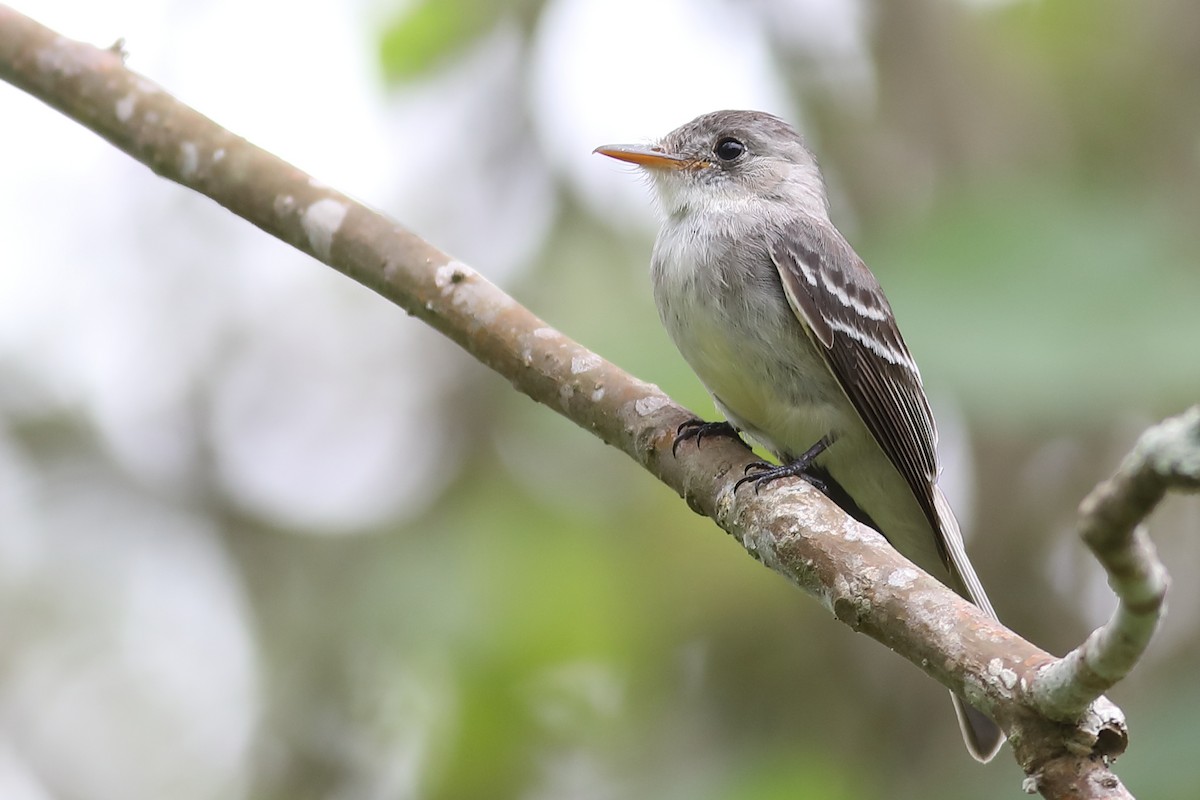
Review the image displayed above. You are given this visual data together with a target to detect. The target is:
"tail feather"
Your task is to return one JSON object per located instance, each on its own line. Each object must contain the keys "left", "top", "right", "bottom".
{"left": 933, "top": 487, "right": 1005, "bottom": 763}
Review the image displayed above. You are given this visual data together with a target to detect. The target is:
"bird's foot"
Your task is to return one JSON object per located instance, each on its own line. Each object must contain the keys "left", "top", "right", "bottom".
{"left": 672, "top": 419, "right": 743, "bottom": 457}
{"left": 733, "top": 436, "right": 833, "bottom": 494}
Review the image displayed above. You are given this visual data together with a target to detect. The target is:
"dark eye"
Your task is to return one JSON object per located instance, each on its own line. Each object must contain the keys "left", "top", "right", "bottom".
{"left": 713, "top": 137, "right": 745, "bottom": 162}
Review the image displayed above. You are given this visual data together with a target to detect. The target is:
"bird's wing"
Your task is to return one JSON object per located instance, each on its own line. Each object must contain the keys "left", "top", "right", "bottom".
{"left": 767, "top": 218, "right": 948, "bottom": 568}
{"left": 770, "top": 221, "right": 1003, "bottom": 760}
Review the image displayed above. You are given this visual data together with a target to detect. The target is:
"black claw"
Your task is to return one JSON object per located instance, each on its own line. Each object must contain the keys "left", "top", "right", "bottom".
{"left": 733, "top": 461, "right": 829, "bottom": 494}
{"left": 672, "top": 419, "right": 742, "bottom": 457}
{"left": 732, "top": 436, "right": 835, "bottom": 495}
{"left": 732, "top": 463, "right": 776, "bottom": 493}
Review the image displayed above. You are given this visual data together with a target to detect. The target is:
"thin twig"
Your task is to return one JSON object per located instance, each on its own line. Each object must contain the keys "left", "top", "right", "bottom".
{"left": 1033, "top": 407, "right": 1200, "bottom": 717}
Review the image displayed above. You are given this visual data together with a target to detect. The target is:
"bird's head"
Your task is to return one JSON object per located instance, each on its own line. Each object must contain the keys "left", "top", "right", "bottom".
{"left": 595, "top": 109, "right": 829, "bottom": 221}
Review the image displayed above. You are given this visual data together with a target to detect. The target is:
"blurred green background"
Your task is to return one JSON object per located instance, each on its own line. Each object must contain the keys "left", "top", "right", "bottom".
{"left": 1, "top": 0, "right": 1198, "bottom": 798}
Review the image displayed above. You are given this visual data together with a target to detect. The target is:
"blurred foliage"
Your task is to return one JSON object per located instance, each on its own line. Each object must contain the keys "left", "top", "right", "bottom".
{"left": 379, "top": 0, "right": 539, "bottom": 82}
{"left": 3, "top": 1, "right": 1200, "bottom": 800}
{"left": 871, "top": 178, "right": 1200, "bottom": 428}
{"left": 379, "top": 0, "right": 499, "bottom": 81}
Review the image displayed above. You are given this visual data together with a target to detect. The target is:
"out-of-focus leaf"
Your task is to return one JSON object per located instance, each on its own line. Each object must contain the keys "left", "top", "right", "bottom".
{"left": 866, "top": 179, "right": 1200, "bottom": 428}
{"left": 1114, "top": 680, "right": 1200, "bottom": 799}
{"left": 987, "top": 0, "right": 1200, "bottom": 183}
{"left": 379, "top": 0, "right": 500, "bottom": 82}
{"left": 717, "top": 751, "right": 868, "bottom": 800}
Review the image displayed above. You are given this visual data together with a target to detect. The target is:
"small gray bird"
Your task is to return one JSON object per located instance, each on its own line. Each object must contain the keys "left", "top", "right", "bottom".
{"left": 595, "top": 110, "right": 1004, "bottom": 762}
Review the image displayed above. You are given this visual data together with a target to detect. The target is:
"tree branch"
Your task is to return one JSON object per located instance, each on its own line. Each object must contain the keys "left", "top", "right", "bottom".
{"left": 1033, "top": 408, "right": 1199, "bottom": 716}
{"left": 3, "top": 6, "right": 1194, "bottom": 797}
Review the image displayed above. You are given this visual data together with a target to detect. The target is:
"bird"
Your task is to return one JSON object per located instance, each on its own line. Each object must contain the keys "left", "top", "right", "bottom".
{"left": 594, "top": 109, "right": 1004, "bottom": 762}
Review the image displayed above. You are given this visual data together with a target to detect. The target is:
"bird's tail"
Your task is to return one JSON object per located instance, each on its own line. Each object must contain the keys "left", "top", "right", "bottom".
{"left": 933, "top": 486, "right": 1006, "bottom": 763}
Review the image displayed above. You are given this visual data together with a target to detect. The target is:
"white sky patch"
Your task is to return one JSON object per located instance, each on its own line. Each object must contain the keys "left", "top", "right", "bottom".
{"left": 765, "top": 0, "right": 866, "bottom": 56}
{"left": 530, "top": 0, "right": 795, "bottom": 233}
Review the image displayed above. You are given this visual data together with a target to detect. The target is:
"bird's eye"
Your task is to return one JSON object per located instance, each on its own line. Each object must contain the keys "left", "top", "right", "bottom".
{"left": 713, "top": 137, "right": 745, "bottom": 162}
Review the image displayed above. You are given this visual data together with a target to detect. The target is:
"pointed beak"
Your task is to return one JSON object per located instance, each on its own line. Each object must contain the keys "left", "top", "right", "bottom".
{"left": 593, "top": 144, "right": 694, "bottom": 170}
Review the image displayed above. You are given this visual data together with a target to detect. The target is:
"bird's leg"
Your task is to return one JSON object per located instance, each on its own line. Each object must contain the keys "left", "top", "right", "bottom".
{"left": 672, "top": 419, "right": 745, "bottom": 457}
{"left": 734, "top": 435, "right": 835, "bottom": 494}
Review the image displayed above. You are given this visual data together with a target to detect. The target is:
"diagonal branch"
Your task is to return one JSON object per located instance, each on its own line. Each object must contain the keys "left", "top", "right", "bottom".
{"left": 2, "top": 6, "right": 1193, "bottom": 798}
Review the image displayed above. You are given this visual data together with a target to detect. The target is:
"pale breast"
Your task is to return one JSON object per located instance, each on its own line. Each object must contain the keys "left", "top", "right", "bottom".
{"left": 649, "top": 210, "right": 855, "bottom": 460}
